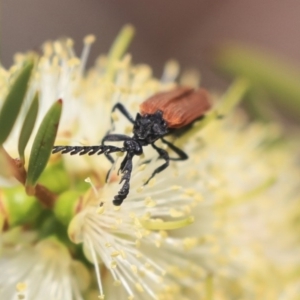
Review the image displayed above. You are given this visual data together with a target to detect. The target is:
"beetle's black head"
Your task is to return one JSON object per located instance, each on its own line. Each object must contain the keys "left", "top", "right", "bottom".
{"left": 133, "top": 110, "right": 168, "bottom": 142}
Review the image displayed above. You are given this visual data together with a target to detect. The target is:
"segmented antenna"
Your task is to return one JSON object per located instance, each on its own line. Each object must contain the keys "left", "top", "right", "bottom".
{"left": 52, "top": 145, "right": 124, "bottom": 156}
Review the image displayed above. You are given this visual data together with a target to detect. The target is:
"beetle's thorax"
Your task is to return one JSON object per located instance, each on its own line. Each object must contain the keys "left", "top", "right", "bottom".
{"left": 133, "top": 111, "right": 168, "bottom": 144}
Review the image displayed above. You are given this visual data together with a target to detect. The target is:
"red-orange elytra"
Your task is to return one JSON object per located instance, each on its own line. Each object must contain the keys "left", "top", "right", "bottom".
{"left": 140, "top": 87, "right": 211, "bottom": 128}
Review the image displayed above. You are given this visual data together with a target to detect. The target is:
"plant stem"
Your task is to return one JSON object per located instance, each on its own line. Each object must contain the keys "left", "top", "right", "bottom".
{"left": 1, "top": 146, "right": 57, "bottom": 208}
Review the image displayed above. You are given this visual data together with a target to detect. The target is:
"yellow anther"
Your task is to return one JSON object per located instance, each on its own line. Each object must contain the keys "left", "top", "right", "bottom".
{"left": 135, "top": 283, "right": 144, "bottom": 293}
{"left": 110, "top": 251, "right": 120, "bottom": 257}
{"left": 16, "top": 283, "right": 27, "bottom": 292}
{"left": 145, "top": 197, "right": 157, "bottom": 207}
{"left": 113, "top": 280, "right": 121, "bottom": 286}
{"left": 84, "top": 34, "right": 96, "bottom": 45}
{"left": 96, "top": 206, "right": 105, "bottom": 214}
{"left": 169, "top": 208, "right": 184, "bottom": 218}
{"left": 110, "top": 260, "right": 117, "bottom": 268}
{"left": 148, "top": 178, "right": 156, "bottom": 187}
{"left": 183, "top": 237, "right": 198, "bottom": 250}
{"left": 171, "top": 185, "right": 182, "bottom": 190}
{"left": 131, "top": 265, "right": 138, "bottom": 274}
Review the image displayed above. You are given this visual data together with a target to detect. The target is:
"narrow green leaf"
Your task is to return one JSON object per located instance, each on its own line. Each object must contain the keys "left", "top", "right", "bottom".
{"left": 0, "top": 59, "right": 35, "bottom": 145}
{"left": 215, "top": 44, "right": 300, "bottom": 119}
{"left": 106, "top": 24, "right": 135, "bottom": 81}
{"left": 18, "top": 92, "right": 39, "bottom": 164}
{"left": 243, "top": 88, "right": 275, "bottom": 122}
{"left": 218, "top": 78, "right": 250, "bottom": 116}
{"left": 25, "top": 99, "right": 62, "bottom": 193}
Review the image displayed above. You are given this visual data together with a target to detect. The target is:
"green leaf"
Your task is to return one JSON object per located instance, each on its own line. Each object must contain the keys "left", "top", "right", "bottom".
{"left": 18, "top": 92, "right": 39, "bottom": 164}
{"left": 217, "top": 78, "right": 250, "bottom": 116}
{"left": 25, "top": 99, "right": 62, "bottom": 194}
{"left": 106, "top": 24, "right": 135, "bottom": 81}
{"left": 0, "top": 59, "right": 35, "bottom": 145}
{"left": 215, "top": 43, "right": 300, "bottom": 119}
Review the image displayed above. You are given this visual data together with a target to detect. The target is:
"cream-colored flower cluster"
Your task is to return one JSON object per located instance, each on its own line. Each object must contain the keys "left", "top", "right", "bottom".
{"left": 0, "top": 27, "right": 299, "bottom": 300}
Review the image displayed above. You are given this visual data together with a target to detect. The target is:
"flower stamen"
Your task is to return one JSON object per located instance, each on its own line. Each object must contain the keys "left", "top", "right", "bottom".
{"left": 140, "top": 216, "right": 194, "bottom": 231}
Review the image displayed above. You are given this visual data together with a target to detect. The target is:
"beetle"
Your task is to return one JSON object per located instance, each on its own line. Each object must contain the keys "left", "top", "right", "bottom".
{"left": 52, "top": 86, "right": 212, "bottom": 205}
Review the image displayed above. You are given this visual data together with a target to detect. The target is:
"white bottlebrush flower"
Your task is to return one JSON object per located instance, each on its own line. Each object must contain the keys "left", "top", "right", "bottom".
{"left": 0, "top": 25, "right": 299, "bottom": 299}
{"left": 68, "top": 109, "right": 300, "bottom": 299}
{"left": 69, "top": 155, "right": 205, "bottom": 299}
{"left": 0, "top": 229, "right": 90, "bottom": 300}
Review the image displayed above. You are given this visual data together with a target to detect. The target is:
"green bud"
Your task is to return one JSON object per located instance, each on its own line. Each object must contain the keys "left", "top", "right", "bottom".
{"left": 38, "top": 161, "right": 71, "bottom": 194}
{"left": 1, "top": 185, "right": 42, "bottom": 227}
{"left": 54, "top": 190, "right": 82, "bottom": 225}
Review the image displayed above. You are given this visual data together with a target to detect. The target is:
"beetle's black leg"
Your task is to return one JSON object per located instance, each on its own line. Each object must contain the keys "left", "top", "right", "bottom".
{"left": 138, "top": 138, "right": 188, "bottom": 167}
{"left": 160, "top": 137, "right": 188, "bottom": 161}
{"left": 118, "top": 153, "right": 129, "bottom": 175}
{"left": 99, "top": 134, "right": 132, "bottom": 182}
{"left": 144, "top": 143, "right": 170, "bottom": 185}
{"left": 102, "top": 103, "right": 135, "bottom": 149}
{"left": 113, "top": 152, "right": 134, "bottom": 206}
{"left": 105, "top": 146, "right": 130, "bottom": 183}
{"left": 111, "top": 103, "right": 135, "bottom": 125}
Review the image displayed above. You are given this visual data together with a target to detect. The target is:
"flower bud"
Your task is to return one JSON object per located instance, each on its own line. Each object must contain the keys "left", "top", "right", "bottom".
{"left": 54, "top": 190, "right": 82, "bottom": 225}
{"left": 0, "top": 185, "right": 42, "bottom": 228}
